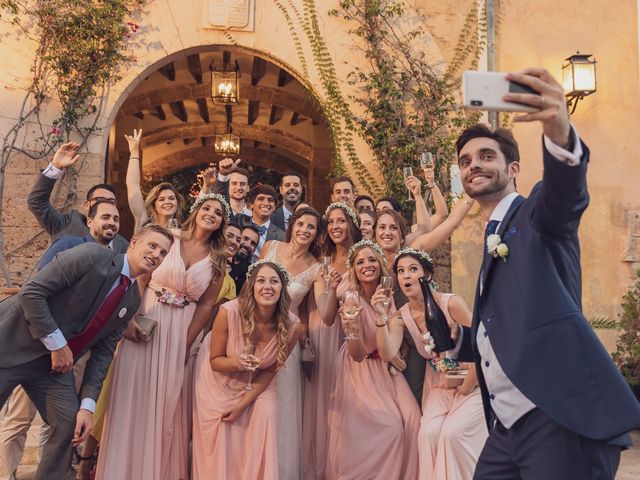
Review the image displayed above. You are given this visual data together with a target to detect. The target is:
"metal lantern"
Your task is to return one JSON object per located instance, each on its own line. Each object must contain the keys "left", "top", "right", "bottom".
{"left": 562, "top": 52, "right": 597, "bottom": 114}
{"left": 211, "top": 61, "right": 240, "bottom": 105}
{"left": 214, "top": 125, "right": 240, "bottom": 156}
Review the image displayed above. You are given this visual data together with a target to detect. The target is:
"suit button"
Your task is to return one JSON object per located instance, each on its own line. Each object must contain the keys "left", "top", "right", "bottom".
{"left": 485, "top": 361, "right": 490, "bottom": 367}
{"left": 490, "top": 394, "right": 496, "bottom": 400}
{"left": 483, "top": 331, "right": 488, "bottom": 337}
{"left": 486, "top": 318, "right": 491, "bottom": 323}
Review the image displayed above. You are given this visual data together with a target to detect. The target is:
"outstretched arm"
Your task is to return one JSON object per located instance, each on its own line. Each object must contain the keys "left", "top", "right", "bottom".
{"left": 409, "top": 195, "right": 475, "bottom": 252}
{"left": 124, "top": 129, "right": 149, "bottom": 229}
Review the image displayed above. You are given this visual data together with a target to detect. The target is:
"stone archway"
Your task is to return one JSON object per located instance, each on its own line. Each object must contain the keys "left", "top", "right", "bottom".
{"left": 105, "top": 45, "right": 334, "bottom": 237}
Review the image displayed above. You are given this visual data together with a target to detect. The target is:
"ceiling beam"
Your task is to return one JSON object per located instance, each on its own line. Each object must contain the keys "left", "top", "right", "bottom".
{"left": 187, "top": 54, "right": 203, "bottom": 84}
{"left": 290, "top": 111, "right": 307, "bottom": 126}
{"left": 133, "top": 112, "right": 144, "bottom": 120}
{"left": 247, "top": 100, "right": 260, "bottom": 126}
{"left": 269, "top": 105, "right": 283, "bottom": 125}
{"left": 158, "top": 62, "right": 176, "bottom": 81}
{"left": 150, "top": 105, "right": 166, "bottom": 121}
{"left": 196, "top": 98, "right": 210, "bottom": 123}
{"left": 169, "top": 100, "right": 188, "bottom": 122}
{"left": 251, "top": 56, "right": 266, "bottom": 86}
{"left": 278, "top": 69, "right": 293, "bottom": 87}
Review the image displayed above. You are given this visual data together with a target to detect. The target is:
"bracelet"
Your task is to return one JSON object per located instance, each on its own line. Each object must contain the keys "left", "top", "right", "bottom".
{"left": 375, "top": 322, "right": 386, "bottom": 327}
{"left": 130, "top": 156, "right": 139, "bottom": 160}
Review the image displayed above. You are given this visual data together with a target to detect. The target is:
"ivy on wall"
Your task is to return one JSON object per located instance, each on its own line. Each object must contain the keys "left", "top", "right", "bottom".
{"left": 0, "top": 0, "right": 145, "bottom": 286}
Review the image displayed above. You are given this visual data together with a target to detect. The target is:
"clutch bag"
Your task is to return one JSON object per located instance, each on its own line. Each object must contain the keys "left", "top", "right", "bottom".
{"left": 301, "top": 338, "right": 315, "bottom": 380}
{"left": 135, "top": 313, "right": 157, "bottom": 342}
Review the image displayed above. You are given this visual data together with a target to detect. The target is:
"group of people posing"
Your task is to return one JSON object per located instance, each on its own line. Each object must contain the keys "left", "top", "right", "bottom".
{"left": 1, "top": 68, "right": 639, "bottom": 480}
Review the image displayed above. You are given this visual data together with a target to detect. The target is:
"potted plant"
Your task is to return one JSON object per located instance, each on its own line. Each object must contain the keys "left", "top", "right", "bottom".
{"left": 612, "top": 269, "right": 640, "bottom": 401}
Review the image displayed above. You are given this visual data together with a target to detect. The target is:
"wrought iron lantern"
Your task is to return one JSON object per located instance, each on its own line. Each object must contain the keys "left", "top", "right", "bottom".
{"left": 562, "top": 52, "right": 596, "bottom": 114}
{"left": 211, "top": 60, "right": 240, "bottom": 105}
{"left": 214, "top": 125, "right": 240, "bottom": 156}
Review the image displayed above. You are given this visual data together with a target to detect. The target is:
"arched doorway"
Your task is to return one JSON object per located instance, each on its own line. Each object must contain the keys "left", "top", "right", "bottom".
{"left": 106, "top": 45, "right": 334, "bottom": 237}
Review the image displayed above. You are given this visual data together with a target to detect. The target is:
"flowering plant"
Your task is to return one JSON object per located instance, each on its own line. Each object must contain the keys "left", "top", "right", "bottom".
{"left": 486, "top": 234, "right": 509, "bottom": 262}
{"left": 155, "top": 288, "right": 190, "bottom": 308}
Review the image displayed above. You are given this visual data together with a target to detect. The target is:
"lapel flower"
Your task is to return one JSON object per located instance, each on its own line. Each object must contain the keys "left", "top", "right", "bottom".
{"left": 422, "top": 331, "right": 435, "bottom": 354}
{"left": 487, "top": 234, "right": 509, "bottom": 262}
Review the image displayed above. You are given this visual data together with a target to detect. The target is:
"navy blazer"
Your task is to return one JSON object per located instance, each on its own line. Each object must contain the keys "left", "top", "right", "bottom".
{"left": 463, "top": 138, "right": 640, "bottom": 441}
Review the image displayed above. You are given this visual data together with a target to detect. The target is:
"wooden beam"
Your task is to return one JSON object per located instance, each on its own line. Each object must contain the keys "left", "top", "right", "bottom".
{"left": 196, "top": 98, "right": 209, "bottom": 123}
{"left": 187, "top": 54, "right": 203, "bottom": 84}
{"left": 269, "top": 105, "right": 283, "bottom": 125}
{"left": 247, "top": 100, "right": 260, "bottom": 125}
{"left": 278, "top": 69, "right": 293, "bottom": 87}
{"left": 200, "top": 137, "right": 208, "bottom": 147}
{"left": 254, "top": 141, "right": 262, "bottom": 149}
{"left": 133, "top": 112, "right": 144, "bottom": 120}
{"left": 183, "top": 138, "right": 196, "bottom": 146}
{"left": 251, "top": 57, "right": 266, "bottom": 86}
{"left": 225, "top": 104, "right": 233, "bottom": 124}
{"left": 169, "top": 100, "right": 188, "bottom": 122}
{"left": 150, "top": 105, "right": 166, "bottom": 121}
{"left": 158, "top": 62, "right": 176, "bottom": 81}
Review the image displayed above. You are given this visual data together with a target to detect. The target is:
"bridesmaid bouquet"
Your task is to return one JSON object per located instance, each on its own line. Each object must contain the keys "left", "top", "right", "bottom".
{"left": 155, "top": 288, "right": 190, "bottom": 308}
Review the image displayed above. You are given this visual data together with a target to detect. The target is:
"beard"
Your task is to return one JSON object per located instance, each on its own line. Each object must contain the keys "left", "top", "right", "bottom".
{"left": 463, "top": 169, "right": 511, "bottom": 198}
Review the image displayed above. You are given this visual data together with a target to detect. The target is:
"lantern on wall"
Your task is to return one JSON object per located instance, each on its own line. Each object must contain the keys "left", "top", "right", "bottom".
{"left": 211, "top": 60, "right": 240, "bottom": 105}
{"left": 214, "top": 125, "right": 240, "bottom": 155}
{"left": 562, "top": 52, "right": 597, "bottom": 114}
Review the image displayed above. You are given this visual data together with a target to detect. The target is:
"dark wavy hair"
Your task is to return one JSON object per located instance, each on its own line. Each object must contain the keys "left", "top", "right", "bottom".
{"left": 392, "top": 250, "right": 434, "bottom": 277}
{"left": 322, "top": 205, "right": 362, "bottom": 257}
{"left": 285, "top": 206, "right": 324, "bottom": 258}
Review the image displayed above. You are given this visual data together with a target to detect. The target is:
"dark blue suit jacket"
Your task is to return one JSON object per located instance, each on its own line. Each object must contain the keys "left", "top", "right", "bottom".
{"left": 460, "top": 138, "right": 640, "bottom": 441}
{"left": 37, "top": 235, "right": 96, "bottom": 270}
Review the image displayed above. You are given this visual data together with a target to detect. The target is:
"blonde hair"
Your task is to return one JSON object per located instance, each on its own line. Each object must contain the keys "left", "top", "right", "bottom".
{"left": 144, "top": 182, "right": 185, "bottom": 223}
{"left": 238, "top": 262, "right": 292, "bottom": 368}
{"left": 348, "top": 242, "right": 391, "bottom": 293}
{"left": 181, "top": 198, "right": 227, "bottom": 275}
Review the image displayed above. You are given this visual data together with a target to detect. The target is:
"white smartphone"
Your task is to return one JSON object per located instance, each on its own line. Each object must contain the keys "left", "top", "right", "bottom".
{"left": 463, "top": 71, "right": 540, "bottom": 112}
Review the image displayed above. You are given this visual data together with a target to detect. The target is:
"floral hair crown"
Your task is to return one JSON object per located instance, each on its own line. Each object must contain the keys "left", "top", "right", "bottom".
{"left": 246, "top": 260, "right": 291, "bottom": 286}
{"left": 324, "top": 202, "right": 360, "bottom": 228}
{"left": 346, "top": 239, "right": 386, "bottom": 269}
{"left": 189, "top": 193, "right": 231, "bottom": 222}
{"left": 394, "top": 247, "right": 433, "bottom": 266}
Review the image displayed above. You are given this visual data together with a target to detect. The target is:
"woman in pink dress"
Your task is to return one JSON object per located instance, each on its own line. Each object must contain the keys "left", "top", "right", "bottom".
{"left": 192, "top": 260, "right": 301, "bottom": 480}
{"left": 376, "top": 248, "right": 487, "bottom": 480}
{"left": 303, "top": 202, "right": 361, "bottom": 479}
{"left": 96, "top": 193, "right": 230, "bottom": 480}
{"left": 326, "top": 240, "right": 420, "bottom": 479}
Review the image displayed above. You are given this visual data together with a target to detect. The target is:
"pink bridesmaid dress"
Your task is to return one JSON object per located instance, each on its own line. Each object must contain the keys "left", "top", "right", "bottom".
{"left": 326, "top": 298, "right": 420, "bottom": 479}
{"left": 302, "top": 272, "right": 348, "bottom": 479}
{"left": 96, "top": 238, "right": 215, "bottom": 480}
{"left": 398, "top": 295, "right": 488, "bottom": 480}
{"left": 191, "top": 300, "right": 299, "bottom": 480}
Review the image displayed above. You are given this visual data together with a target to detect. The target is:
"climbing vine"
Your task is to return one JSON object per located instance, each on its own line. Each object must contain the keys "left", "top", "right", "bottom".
{"left": 0, "top": 0, "right": 145, "bottom": 286}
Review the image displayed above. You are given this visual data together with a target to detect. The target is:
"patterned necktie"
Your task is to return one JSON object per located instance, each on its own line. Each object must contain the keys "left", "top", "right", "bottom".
{"left": 253, "top": 223, "right": 268, "bottom": 236}
{"left": 68, "top": 274, "right": 131, "bottom": 358}
{"left": 484, "top": 220, "right": 500, "bottom": 255}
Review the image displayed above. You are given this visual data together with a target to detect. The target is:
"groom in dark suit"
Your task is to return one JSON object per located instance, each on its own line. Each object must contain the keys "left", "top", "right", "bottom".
{"left": 456, "top": 68, "right": 640, "bottom": 479}
{"left": 0, "top": 224, "right": 173, "bottom": 480}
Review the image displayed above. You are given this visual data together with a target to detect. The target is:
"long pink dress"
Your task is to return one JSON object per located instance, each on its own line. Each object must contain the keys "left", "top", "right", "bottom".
{"left": 191, "top": 300, "right": 299, "bottom": 480}
{"left": 399, "top": 295, "right": 488, "bottom": 480}
{"left": 96, "top": 238, "right": 215, "bottom": 480}
{"left": 302, "top": 272, "right": 348, "bottom": 480}
{"left": 326, "top": 298, "right": 420, "bottom": 479}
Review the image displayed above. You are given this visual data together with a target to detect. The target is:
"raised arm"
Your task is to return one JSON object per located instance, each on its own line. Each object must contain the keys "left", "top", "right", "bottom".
{"left": 409, "top": 195, "right": 475, "bottom": 252}
{"left": 124, "top": 129, "right": 149, "bottom": 229}
{"left": 371, "top": 286, "right": 404, "bottom": 362}
{"left": 27, "top": 142, "right": 81, "bottom": 237}
{"left": 429, "top": 185, "right": 448, "bottom": 228}
{"left": 405, "top": 175, "right": 432, "bottom": 246}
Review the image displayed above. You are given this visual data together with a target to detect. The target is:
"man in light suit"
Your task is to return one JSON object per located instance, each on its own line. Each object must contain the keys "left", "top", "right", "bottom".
{"left": 271, "top": 172, "right": 303, "bottom": 232}
{"left": 27, "top": 142, "right": 128, "bottom": 252}
{"left": 456, "top": 68, "right": 640, "bottom": 479}
{"left": 0, "top": 225, "right": 173, "bottom": 480}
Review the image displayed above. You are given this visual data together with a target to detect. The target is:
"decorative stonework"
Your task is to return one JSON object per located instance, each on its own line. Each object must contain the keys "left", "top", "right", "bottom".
{"left": 204, "top": 0, "right": 255, "bottom": 31}
{"left": 623, "top": 210, "right": 640, "bottom": 274}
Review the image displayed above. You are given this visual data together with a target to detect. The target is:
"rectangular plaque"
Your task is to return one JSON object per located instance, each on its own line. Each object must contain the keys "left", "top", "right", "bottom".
{"left": 205, "top": 0, "right": 255, "bottom": 31}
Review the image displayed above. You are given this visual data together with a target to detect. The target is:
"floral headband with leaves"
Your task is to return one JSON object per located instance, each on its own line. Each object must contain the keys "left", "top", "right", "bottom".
{"left": 346, "top": 239, "right": 387, "bottom": 269}
{"left": 189, "top": 193, "right": 232, "bottom": 222}
{"left": 324, "top": 202, "right": 360, "bottom": 228}
{"left": 246, "top": 259, "right": 292, "bottom": 286}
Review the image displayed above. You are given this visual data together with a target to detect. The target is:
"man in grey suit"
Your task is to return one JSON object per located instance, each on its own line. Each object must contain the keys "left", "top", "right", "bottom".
{"left": 271, "top": 172, "right": 303, "bottom": 232}
{"left": 0, "top": 225, "right": 173, "bottom": 480}
{"left": 27, "top": 141, "right": 129, "bottom": 252}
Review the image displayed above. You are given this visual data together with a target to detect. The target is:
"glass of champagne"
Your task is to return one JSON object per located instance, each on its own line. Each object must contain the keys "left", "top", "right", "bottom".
{"left": 168, "top": 218, "right": 181, "bottom": 238}
{"left": 342, "top": 290, "right": 361, "bottom": 341}
{"left": 321, "top": 256, "right": 331, "bottom": 294}
{"left": 241, "top": 343, "right": 260, "bottom": 391}
{"left": 380, "top": 276, "right": 394, "bottom": 322}
{"left": 402, "top": 166, "right": 414, "bottom": 200}
{"left": 420, "top": 152, "right": 434, "bottom": 169}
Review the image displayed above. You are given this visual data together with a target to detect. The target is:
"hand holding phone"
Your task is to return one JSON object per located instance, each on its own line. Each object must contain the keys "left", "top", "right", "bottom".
{"left": 463, "top": 71, "right": 540, "bottom": 112}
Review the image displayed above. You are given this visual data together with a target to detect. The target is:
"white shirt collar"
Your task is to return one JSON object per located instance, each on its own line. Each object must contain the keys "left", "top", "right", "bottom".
{"left": 489, "top": 192, "right": 520, "bottom": 223}
{"left": 121, "top": 254, "right": 133, "bottom": 282}
{"left": 283, "top": 205, "right": 294, "bottom": 218}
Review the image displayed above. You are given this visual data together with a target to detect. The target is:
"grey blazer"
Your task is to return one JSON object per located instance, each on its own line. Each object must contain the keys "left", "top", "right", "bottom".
{"left": 0, "top": 243, "right": 141, "bottom": 402}
{"left": 28, "top": 174, "right": 129, "bottom": 253}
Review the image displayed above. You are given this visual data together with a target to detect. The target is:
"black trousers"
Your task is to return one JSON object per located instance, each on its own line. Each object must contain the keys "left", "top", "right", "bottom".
{"left": 0, "top": 356, "right": 78, "bottom": 480}
{"left": 473, "top": 408, "right": 623, "bottom": 480}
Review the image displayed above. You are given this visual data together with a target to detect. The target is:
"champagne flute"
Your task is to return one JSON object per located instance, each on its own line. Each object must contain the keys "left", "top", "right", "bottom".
{"left": 402, "top": 166, "right": 414, "bottom": 200}
{"left": 168, "top": 218, "right": 181, "bottom": 237}
{"left": 241, "top": 343, "right": 260, "bottom": 391}
{"left": 321, "top": 256, "right": 331, "bottom": 294}
{"left": 380, "top": 276, "right": 393, "bottom": 322}
{"left": 342, "top": 290, "right": 361, "bottom": 341}
{"left": 419, "top": 152, "right": 434, "bottom": 169}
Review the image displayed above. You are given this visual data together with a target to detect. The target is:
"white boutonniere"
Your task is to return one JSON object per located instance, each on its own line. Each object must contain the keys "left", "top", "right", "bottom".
{"left": 487, "top": 234, "right": 509, "bottom": 262}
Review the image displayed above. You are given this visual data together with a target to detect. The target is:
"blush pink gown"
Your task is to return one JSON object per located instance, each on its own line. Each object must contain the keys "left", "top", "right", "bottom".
{"left": 302, "top": 272, "right": 348, "bottom": 480}
{"left": 191, "top": 300, "right": 299, "bottom": 480}
{"left": 326, "top": 298, "right": 420, "bottom": 479}
{"left": 398, "top": 295, "right": 488, "bottom": 480}
{"left": 96, "top": 239, "right": 215, "bottom": 480}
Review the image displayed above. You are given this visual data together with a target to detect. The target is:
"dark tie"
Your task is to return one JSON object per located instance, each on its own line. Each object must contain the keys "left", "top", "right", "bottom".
{"left": 484, "top": 220, "right": 500, "bottom": 253}
{"left": 253, "top": 223, "right": 268, "bottom": 236}
{"left": 68, "top": 274, "right": 131, "bottom": 358}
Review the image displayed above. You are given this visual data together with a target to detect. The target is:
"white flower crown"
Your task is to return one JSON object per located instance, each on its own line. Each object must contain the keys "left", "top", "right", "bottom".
{"left": 394, "top": 247, "right": 433, "bottom": 266}
{"left": 189, "top": 193, "right": 231, "bottom": 222}
{"left": 346, "top": 239, "right": 387, "bottom": 269}
{"left": 324, "top": 202, "right": 360, "bottom": 228}
{"left": 246, "top": 259, "right": 292, "bottom": 286}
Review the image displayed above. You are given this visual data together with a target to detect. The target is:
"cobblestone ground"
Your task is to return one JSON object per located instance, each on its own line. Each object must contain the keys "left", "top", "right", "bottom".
{"left": 9, "top": 417, "right": 640, "bottom": 479}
